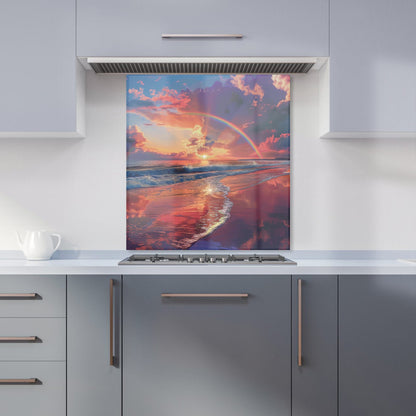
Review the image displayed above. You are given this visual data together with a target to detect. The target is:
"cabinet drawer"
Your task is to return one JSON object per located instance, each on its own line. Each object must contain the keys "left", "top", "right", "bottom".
{"left": 0, "top": 362, "right": 65, "bottom": 416}
{"left": 0, "top": 276, "right": 65, "bottom": 317}
{"left": 0, "top": 318, "right": 65, "bottom": 361}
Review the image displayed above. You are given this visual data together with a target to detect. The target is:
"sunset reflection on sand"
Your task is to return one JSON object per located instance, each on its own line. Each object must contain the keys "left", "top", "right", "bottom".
{"left": 127, "top": 160, "right": 289, "bottom": 250}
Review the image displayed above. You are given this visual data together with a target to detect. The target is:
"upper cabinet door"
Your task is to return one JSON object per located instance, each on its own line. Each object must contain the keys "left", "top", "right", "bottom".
{"left": 328, "top": 0, "right": 416, "bottom": 137}
{"left": 77, "top": 0, "right": 329, "bottom": 57}
{"left": 0, "top": 0, "right": 84, "bottom": 138}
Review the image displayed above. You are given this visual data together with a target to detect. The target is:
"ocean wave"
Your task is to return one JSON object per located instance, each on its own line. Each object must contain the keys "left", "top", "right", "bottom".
{"left": 128, "top": 162, "right": 269, "bottom": 176}
{"left": 175, "top": 179, "right": 233, "bottom": 249}
{"left": 127, "top": 160, "right": 288, "bottom": 189}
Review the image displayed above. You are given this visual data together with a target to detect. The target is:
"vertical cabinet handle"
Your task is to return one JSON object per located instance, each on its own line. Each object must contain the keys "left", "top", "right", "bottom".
{"left": 297, "top": 279, "right": 303, "bottom": 367}
{"left": 109, "top": 279, "right": 115, "bottom": 367}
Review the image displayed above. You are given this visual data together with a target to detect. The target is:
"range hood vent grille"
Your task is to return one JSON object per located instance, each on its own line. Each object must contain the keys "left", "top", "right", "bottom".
{"left": 89, "top": 61, "right": 315, "bottom": 74}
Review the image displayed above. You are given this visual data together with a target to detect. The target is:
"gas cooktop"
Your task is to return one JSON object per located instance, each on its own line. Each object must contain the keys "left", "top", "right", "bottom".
{"left": 119, "top": 254, "right": 296, "bottom": 265}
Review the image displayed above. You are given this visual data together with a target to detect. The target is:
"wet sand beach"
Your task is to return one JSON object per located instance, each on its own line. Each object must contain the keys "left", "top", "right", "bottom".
{"left": 127, "top": 160, "right": 289, "bottom": 250}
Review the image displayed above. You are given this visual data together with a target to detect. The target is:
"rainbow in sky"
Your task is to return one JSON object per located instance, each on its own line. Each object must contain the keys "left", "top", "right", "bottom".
{"left": 183, "top": 112, "right": 263, "bottom": 158}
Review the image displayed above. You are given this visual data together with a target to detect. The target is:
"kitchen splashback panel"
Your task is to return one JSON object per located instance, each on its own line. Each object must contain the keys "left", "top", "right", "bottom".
{"left": 126, "top": 74, "right": 290, "bottom": 250}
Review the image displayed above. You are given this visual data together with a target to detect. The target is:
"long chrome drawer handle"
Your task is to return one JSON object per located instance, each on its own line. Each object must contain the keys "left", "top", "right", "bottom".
{"left": 0, "top": 293, "right": 39, "bottom": 299}
{"left": 0, "top": 378, "right": 40, "bottom": 385}
{"left": 161, "top": 293, "right": 249, "bottom": 298}
{"left": 162, "top": 34, "right": 243, "bottom": 39}
{"left": 0, "top": 336, "right": 39, "bottom": 343}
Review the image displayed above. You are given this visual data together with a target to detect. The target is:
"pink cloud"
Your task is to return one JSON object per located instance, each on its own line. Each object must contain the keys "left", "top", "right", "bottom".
{"left": 150, "top": 87, "right": 191, "bottom": 109}
{"left": 271, "top": 75, "right": 290, "bottom": 107}
{"left": 128, "top": 88, "right": 151, "bottom": 101}
{"left": 257, "top": 133, "right": 290, "bottom": 158}
{"left": 127, "top": 125, "right": 147, "bottom": 150}
{"left": 128, "top": 86, "right": 191, "bottom": 111}
{"left": 230, "top": 75, "right": 264, "bottom": 100}
{"left": 242, "top": 121, "right": 255, "bottom": 129}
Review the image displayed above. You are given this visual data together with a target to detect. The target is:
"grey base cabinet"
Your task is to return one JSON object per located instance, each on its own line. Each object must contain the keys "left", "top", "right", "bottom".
{"left": 65, "top": 272, "right": 416, "bottom": 416}
{"left": 339, "top": 275, "right": 416, "bottom": 416}
{"left": 292, "top": 276, "right": 338, "bottom": 416}
{"left": 0, "top": 275, "right": 66, "bottom": 416}
{"left": 124, "top": 275, "right": 291, "bottom": 416}
{"left": 67, "top": 275, "right": 121, "bottom": 416}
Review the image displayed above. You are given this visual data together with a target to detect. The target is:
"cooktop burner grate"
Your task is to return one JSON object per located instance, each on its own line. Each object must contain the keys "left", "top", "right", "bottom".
{"left": 119, "top": 254, "right": 296, "bottom": 265}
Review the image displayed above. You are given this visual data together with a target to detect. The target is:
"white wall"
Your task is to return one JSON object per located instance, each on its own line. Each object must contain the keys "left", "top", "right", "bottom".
{"left": 0, "top": 70, "right": 415, "bottom": 250}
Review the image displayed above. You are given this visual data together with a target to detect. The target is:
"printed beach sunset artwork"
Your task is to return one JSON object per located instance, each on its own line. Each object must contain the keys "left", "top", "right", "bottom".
{"left": 126, "top": 74, "right": 290, "bottom": 250}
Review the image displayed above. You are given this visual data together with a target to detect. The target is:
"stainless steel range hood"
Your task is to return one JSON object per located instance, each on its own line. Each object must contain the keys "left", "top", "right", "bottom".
{"left": 85, "top": 57, "right": 325, "bottom": 74}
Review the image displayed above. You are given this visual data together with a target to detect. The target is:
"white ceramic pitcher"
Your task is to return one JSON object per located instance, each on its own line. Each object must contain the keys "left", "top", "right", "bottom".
{"left": 16, "top": 230, "right": 61, "bottom": 260}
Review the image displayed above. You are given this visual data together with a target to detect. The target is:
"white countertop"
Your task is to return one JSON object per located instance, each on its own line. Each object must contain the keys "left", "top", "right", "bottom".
{"left": 0, "top": 257, "right": 414, "bottom": 275}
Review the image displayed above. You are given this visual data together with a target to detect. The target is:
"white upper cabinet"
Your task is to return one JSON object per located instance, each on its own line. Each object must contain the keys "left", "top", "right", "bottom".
{"left": 77, "top": 0, "right": 329, "bottom": 57}
{"left": 0, "top": 0, "right": 84, "bottom": 138}
{"left": 326, "top": 0, "right": 416, "bottom": 138}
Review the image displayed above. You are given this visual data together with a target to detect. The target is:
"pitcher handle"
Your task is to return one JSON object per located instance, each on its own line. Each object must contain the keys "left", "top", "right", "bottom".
{"left": 51, "top": 234, "right": 61, "bottom": 252}
{"left": 15, "top": 231, "right": 23, "bottom": 248}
